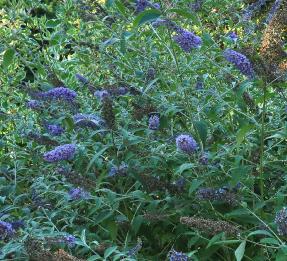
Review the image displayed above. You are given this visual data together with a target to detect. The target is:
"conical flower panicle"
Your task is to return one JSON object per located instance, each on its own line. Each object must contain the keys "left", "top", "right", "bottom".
{"left": 180, "top": 216, "right": 239, "bottom": 236}
{"left": 101, "top": 97, "right": 116, "bottom": 130}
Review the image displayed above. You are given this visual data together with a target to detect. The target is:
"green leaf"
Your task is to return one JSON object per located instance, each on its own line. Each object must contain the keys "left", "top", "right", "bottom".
{"left": 260, "top": 238, "right": 280, "bottom": 245}
{"left": 194, "top": 121, "right": 208, "bottom": 146}
{"left": 46, "top": 19, "right": 61, "bottom": 28}
{"left": 235, "top": 240, "right": 246, "bottom": 261}
{"left": 247, "top": 230, "right": 274, "bottom": 238}
{"left": 207, "top": 233, "right": 223, "bottom": 248}
{"left": 169, "top": 8, "right": 199, "bottom": 25}
{"left": 188, "top": 179, "right": 204, "bottom": 196}
{"left": 85, "top": 147, "right": 110, "bottom": 173}
{"left": 236, "top": 124, "right": 253, "bottom": 145}
{"left": 94, "top": 210, "right": 113, "bottom": 225}
{"left": 176, "top": 163, "right": 194, "bottom": 174}
{"left": 133, "top": 9, "right": 161, "bottom": 28}
{"left": 2, "top": 48, "right": 15, "bottom": 69}
{"left": 104, "top": 246, "right": 118, "bottom": 259}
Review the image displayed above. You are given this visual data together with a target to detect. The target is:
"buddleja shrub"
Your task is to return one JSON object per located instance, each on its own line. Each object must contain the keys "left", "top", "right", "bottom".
{"left": 0, "top": 0, "right": 286, "bottom": 260}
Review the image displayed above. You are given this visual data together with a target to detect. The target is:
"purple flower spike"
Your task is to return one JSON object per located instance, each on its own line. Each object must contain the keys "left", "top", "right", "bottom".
{"left": 63, "top": 235, "right": 76, "bottom": 247}
{"left": 168, "top": 249, "right": 188, "bottom": 261}
{"left": 0, "top": 221, "right": 14, "bottom": 240}
{"left": 223, "top": 49, "right": 255, "bottom": 79}
{"left": 173, "top": 29, "right": 202, "bottom": 52}
{"left": 94, "top": 90, "right": 110, "bottom": 100}
{"left": 108, "top": 163, "right": 128, "bottom": 177}
{"left": 73, "top": 113, "right": 105, "bottom": 129}
{"left": 27, "top": 100, "right": 41, "bottom": 109}
{"left": 135, "top": 0, "right": 160, "bottom": 13}
{"left": 68, "top": 187, "right": 90, "bottom": 201}
{"left": 46, "top": 124, "right": 64, "bottom": 136}
{"left": 42, "top": 87, "right": 77, "bottom": 102}
{"left": 75, "top": 74, "right": 89, "bottom": 84}
{"left": 43, "top": 144, "right": 76, "bottom": 163}
{"left": 148, "top": 114, "right": 160, "bottom": 130}
{"left": 228, "top": 32, "right": 238, "bottom": 42}
{"left": 176, "top": 134, "right": 198, "bottom": 154}
{"left": 11, "top": 220, "right": 25, "bottom": 230}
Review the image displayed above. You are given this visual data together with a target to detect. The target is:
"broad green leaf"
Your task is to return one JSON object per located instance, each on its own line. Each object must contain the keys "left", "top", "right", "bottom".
{"left": 235, "top": 240, "right": 246, "bottom": 261}
{"left": 260, "top": 238, "right": 280, "bottom": 245}
{"left": 206, "top": 233, "right": 223, "bottom": 248}
{"left": 85, "top": 147, "right": 110, "bottom": 173}
{"left": 169, "top": 8, "right": 199, "bottom": 25}
{"left": 104, "top": 246, "right": 118, "bottom": 258}
{"left": 176, "top": 163, "right": 194, "bottom": 174}
{"left": 236, "top": 124, "right": 253, "bottom": 145}
{"left": 194, "top": 121, "right": 208, "bottom": 146}
{"left": 2, "top": 48, "right": 15, "bottom": 69}
{"left": 188, "top": 179, "right": 204, "bottom": 196}
{"left": 46, "top": 19, "right": 61, "bottom": 28}
{"left": 133, "top": 9, "right": 161, "bottom": 28}
{"left": 94, "top": 210, "right": 113, "bottom": 225}
{"left": 247, "top": 230, "right": 274, "bottom": 238}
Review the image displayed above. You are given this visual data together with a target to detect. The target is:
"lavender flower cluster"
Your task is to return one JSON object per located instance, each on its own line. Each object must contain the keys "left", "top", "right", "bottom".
{"left": 148, "top": 114, "right": 160, "bottom": 130}
{"left": 173, "top": 29, "right": 202, "bottom": 52}
{"left": 275, "top": 207, "right": 287, "bottom": 236}
{"left": 68, "top": 187, "right": 90, "bottom": 201}
{"left": 176, "top": 134, "right": 198, "bottom": 154}
{"left": 73, "top": 113, "right": 105, "bottom": 129}
{"left": 223, "top": 49, "right": 255, "bottom": 79}
{"left": 46, "top": 124, "right": 64, "bottom": 136}
{"left": 0, "top": 221, "right": 14, "bottom": 240}
{"left": 41, "top": 87, "right": 77, "bottom": 102}
{"left": 27, "top": 100, "right": 41, "bottom": 109}
{"left": 168, "top": 249, "right": 188, "bottom": 261}
{"left": 128, "top": 238, "right": 142, "bottom": 257}
{"left": 135, "top": 0, "right": 160, "bottom": 14}
{"left": 43, "top": 144, "right": 76, "bottom": 163}
{"left": 75, "top": 73, "right": 89, "bottom": 84}
{"left": 108, "top": 163, "right": 128, "bottom": 177}
{"left": 0, "top": 220, "right": 24, "bottom": 240}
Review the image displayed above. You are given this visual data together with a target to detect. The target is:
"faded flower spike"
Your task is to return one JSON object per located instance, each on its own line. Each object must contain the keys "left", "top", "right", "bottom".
{"left": 173, "top": 29, "right": 202, "bottom": 52}
{"left": 176, "top": 134, "right": 198, "bottom": 154}
{"left": 148, "top": 114, "right": 160, "bottom": 130}
{"left": 275, "top": 207, "right": 287, "bottom": 236}
{"left": 180, "top": 216, "right": 239, "bottom": 236}
{"left": 168, "top": 249, "right": 188, "bottom": 261}
{"left": 46, "top": 124, "right": 64, "bottom": 136}
{"left": 223, "top": 49, "right": 255, "bottom": 79}
{"left": 68, "top": 187, "right": 90, "bottom": 201}
{"left": 42, "top": 87, "right": 77, "bottom": 102}
{"left": 43, "top": 144, "right": 76, "bottom": 163}
{"left": 196, "top": 187, "right": 238, "bottom": 206}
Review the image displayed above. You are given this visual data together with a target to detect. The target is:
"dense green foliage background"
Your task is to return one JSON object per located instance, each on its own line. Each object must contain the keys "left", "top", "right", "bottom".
{"left": 0, "top": 0, "right": 286, "bottom": 260}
